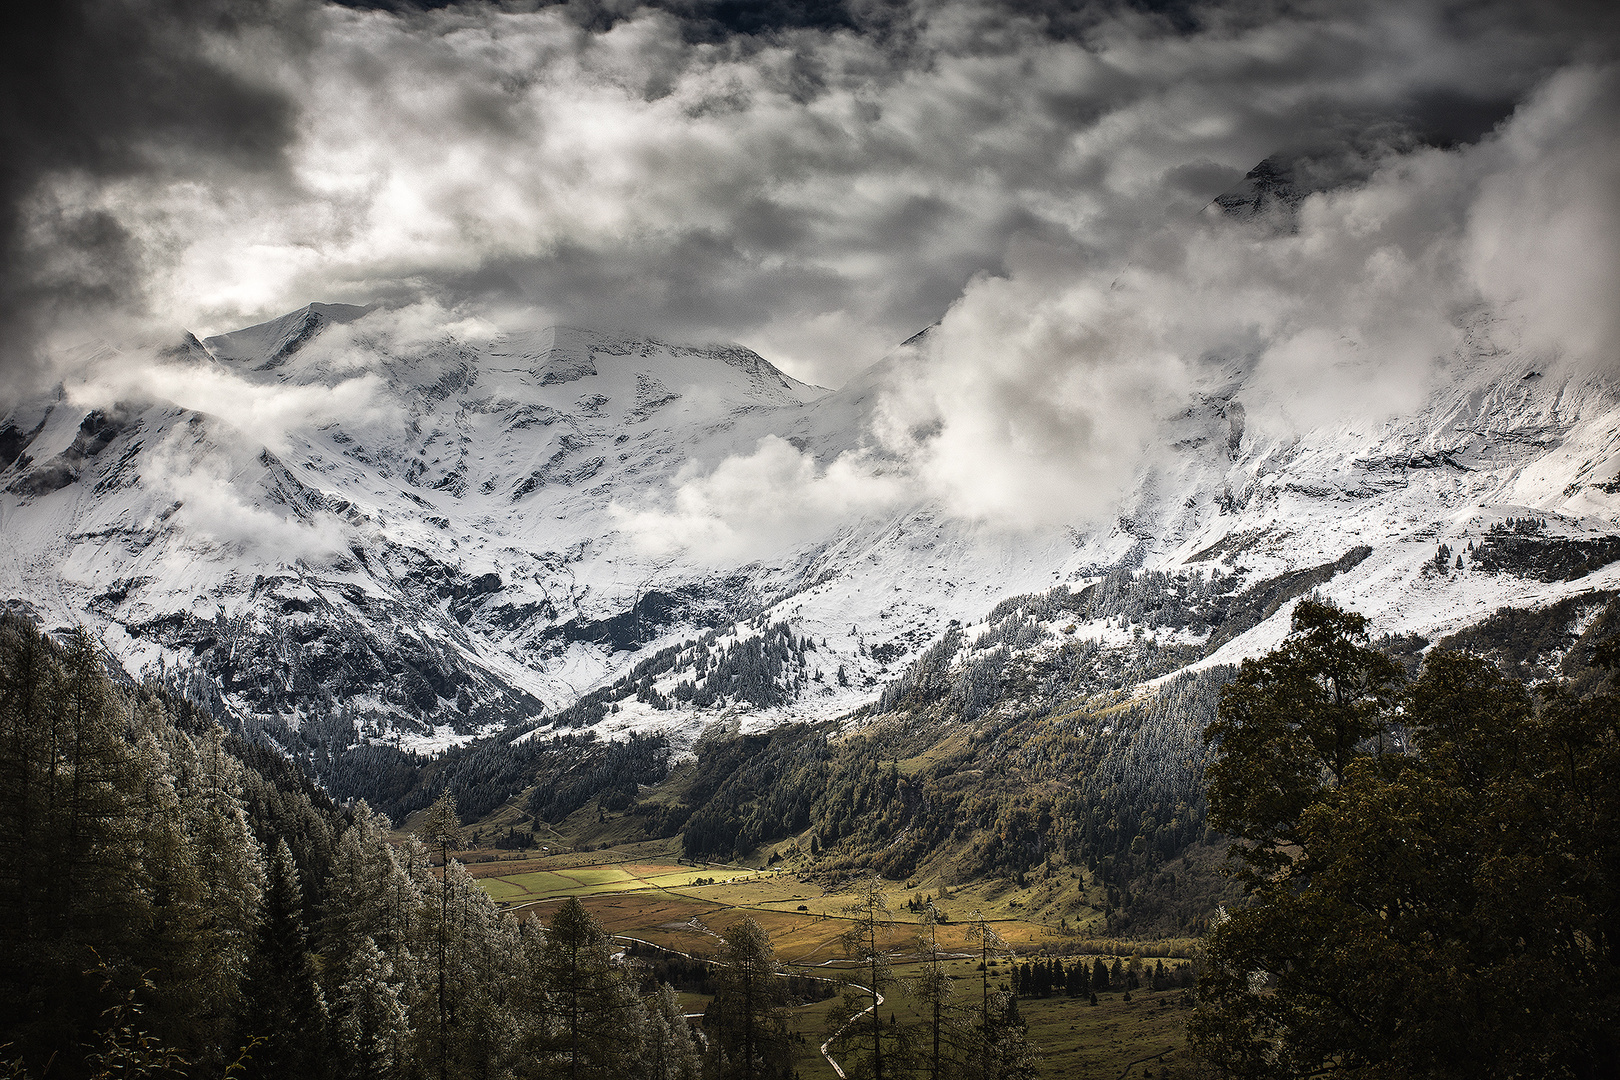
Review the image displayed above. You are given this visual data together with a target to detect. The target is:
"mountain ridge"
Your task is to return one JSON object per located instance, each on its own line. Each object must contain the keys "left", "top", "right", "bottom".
{"left": 3, "top": 302, "right": 1619, "bottom": 790}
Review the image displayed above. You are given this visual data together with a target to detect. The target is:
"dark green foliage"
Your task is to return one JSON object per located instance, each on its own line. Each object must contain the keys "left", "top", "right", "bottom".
{"left": 672, "top": 669, "right": 1235, "bottom": 932}
{"left": 528, "top": 731, "right": 671, "bottom": 824}
{"left": 0, "top": 622, "right": 150, "bottom": 1075}
{"left": 676, "top": 725, "right": 829, "bottom": 857}
{"left": 0, "top": 614, "right": 697, "bottom": 1080}
{"left": 325, "top": 724, "right": 672, "bottom": 828}
{"left": 530, "top": 897, "right": 644, "bottom": 1080}
{"left": 239, "top": 840, "right": 325, "bottom": 1079}
{"left": 1191, "top": 602, "right": 1620, "bottom": 1079}
{"left": 1202, "top": 600, "right": 1403, "bottom": 879}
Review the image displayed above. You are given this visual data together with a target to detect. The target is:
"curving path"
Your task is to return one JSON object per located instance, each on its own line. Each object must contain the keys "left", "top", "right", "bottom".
{"left": 611, "top": 932, "right": 874, "bottom": 1078}
{"left": 817, "top": 984, "right": 883, "bottom": 1080}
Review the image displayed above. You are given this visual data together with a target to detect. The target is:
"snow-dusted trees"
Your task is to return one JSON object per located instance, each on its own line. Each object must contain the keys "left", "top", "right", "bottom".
{"left": 0, "top": 623, "right": 279, "bottom": 1071}
{"left": 644, "top": 982, "right": 701, "bottom": 1080}
{"left": 336, "top": 933, "right": 412, "bottom": 1079}
{"left": 0, "top": 614, "right": 705, "bottom": 1080}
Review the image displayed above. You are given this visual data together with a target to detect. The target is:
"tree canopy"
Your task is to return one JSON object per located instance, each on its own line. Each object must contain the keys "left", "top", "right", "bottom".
{"left": 1191, "top": 599, "right": 1620, "bottom": 1079}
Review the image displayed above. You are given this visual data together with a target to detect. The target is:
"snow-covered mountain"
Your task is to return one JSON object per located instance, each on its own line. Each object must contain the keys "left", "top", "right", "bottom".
{"left": 4, "top": 292, "right": 1620, "bottom": 760}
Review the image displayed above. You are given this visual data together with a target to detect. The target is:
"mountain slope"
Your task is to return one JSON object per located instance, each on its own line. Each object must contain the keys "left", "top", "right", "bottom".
{"left": 3, "top": 301, "right": 1619, "bottom": 779}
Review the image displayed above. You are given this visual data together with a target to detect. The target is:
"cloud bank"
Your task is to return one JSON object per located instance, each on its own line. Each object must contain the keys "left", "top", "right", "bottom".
{"left": 635, "top": 58, "right": 1620, "bottom": 537}
{"left": 7, "top": 0, "right": 1619, "bottom": 549}
{"left": 13, "top": 0, "right": 1613, "bottom": 384}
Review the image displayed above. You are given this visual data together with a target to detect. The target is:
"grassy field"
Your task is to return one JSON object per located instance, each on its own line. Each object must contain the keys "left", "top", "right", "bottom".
{"left": 461, "top": 845, "right": 1203, "bottom": 1077}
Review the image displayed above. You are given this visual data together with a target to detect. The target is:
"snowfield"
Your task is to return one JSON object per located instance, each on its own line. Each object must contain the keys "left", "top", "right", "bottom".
{"left": 3, "top": 302, "right": 1619, "bottom": 755}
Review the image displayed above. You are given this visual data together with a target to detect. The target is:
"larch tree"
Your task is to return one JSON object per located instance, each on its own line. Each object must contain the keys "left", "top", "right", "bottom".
{"left": 534, "top": 895, "right": 642, "bottom": 1080}
{"left": 912, "top": 903, "right": 963, "bottom": 1080}
{"left": 835, "top": 873, "right": 900, "bottom": 1080}
{"left": 418, "top": 790, "right": 463, "bottom": 1080}
{"left": 707, "top": 915, "right": 790, "bottom": 1080}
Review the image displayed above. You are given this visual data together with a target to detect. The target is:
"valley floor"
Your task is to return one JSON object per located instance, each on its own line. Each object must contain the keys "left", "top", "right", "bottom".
{"left": 461, "top": 843, "right": 1204, "bottom": 1078}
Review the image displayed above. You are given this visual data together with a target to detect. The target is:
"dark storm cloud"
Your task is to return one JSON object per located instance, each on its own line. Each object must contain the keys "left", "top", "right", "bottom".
{"left": 0, "top": 0, "right": 311, "bottom": 390}
{"left": 18, "top": 0, "right": 1620, "bottom": 399}
{"left": 9, "top": 0, "right": 1618, "bottom": 548}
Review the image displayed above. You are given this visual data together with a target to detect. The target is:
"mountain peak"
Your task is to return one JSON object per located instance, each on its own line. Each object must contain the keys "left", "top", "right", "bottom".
{"left": 203, "top": 302, "right": 375, "bottom": 369}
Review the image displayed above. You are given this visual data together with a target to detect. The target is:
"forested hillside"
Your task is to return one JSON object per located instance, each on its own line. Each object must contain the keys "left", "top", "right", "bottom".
{"left": 0, "top": 614, "right": 702, "bottom": 1080}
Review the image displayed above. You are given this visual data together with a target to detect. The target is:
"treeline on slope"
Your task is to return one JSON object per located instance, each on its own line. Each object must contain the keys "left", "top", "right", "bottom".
{"left": 202, "top": 613, "right": 814, "bottom": 831}
{"left": 659, "top": 668, "right": 1237, "bottom": 936}
{"left": 878, "top": 546, "right": 1370, "bottom": 720}
{"left": 0, "top": 613, "right": 706, "bottom": 1080}
{"left": 1011, "top": 955, "right": 1194, "bottom": 999}
{"left": 317, "top": 722, "right": 672, "bottom": 827}
{"left": 547, "top": 619, "right": 819, "bottom": 723}
{"left": 1469, "top": 515, "right": 1620, "bottom": 581}
{"left": 308, "top": 619, "right": 819, "bottom": 827}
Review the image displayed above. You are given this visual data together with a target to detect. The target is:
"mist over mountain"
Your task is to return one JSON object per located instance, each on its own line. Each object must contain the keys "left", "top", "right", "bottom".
{"left": 1, "top": 0, "right": 1617, "bottom": 789}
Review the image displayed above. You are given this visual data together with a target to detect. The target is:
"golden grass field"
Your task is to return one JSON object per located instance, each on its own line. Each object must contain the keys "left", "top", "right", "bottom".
{"left": 464, "top": 848, "right": 1204, "bottom": 1078}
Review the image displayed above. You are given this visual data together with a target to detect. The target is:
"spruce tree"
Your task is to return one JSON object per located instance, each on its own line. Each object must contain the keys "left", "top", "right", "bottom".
{"left": 239, "top": 839, "right": 325, "bottom": 1079}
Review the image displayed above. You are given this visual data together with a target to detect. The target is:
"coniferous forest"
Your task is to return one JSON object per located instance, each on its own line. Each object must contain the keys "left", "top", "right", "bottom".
{"left": 6, "top": 595, "right": 1620, "bottom": 1079}
{"left": 0, "top": 613, "right": 706, "bottom": 1080}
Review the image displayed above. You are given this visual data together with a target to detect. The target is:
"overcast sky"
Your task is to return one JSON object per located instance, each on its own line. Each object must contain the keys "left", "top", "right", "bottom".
{"left": 4, "top": 0, "right": 1619, "bottom": 535}
{"left": 2, "top": 0, "right": 1612, "bottom": 385}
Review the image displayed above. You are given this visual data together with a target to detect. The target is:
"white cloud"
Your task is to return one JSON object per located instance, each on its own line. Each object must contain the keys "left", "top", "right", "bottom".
{"left": 1465, "top": 64, "right": 1620, "bottom": 370}
{"left": 145, "top": 433, "right": 349, "bottom": 562}
{"left": 63, "top": 348, "right": 390, "bottom": 454}
{"left": 611, "top": 435, "right": 905, "bottom": 562}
